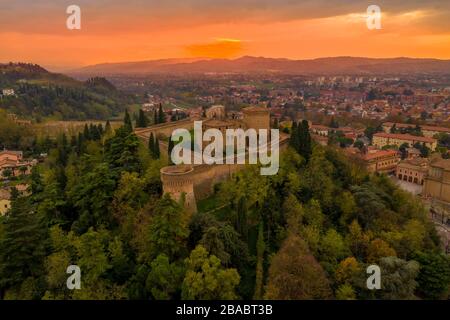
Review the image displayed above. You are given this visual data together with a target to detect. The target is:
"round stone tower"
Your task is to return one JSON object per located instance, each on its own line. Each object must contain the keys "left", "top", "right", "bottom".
{"left": 160, "top": 164, "right": 197, "bottom": 214}
{"left": 242, "top": 106, "right": 270, "bottom": 131}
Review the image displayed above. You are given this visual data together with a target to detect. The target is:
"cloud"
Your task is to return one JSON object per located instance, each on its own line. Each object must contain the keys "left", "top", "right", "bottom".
{"left": 1, "top": 0, "right": 450, "bottom": 35}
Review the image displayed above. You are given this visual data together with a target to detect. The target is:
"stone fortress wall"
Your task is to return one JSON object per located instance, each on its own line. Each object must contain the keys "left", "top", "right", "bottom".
{"left": 136, "top": 105, "right": 288, "bottom": 213}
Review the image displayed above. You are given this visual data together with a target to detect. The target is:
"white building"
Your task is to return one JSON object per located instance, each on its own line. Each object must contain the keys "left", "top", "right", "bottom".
{"left": 1, "top": 89, "right": 15, "bottom": 96}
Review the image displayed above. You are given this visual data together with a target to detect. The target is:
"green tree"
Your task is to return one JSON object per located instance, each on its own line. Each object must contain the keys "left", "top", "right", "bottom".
{"left": 146, "top": 254, "right": 184, "bottom": 300}
{"left": 123, "top": 109, "right": 133, "bottom": 133}
{"left": 154, "top": 138, "right": 161, "bottom": 159}
{"left": 105, "top": 120, "right": 112, "bottom": 134}
{"left": 70, "top": 163, "right": 116, "bottom": 233}
{"left": 153, "top": 109, "right": 158, "bottom": 125}
{"left": 289, "top": 121, "right": 299, "bottom": 150}
{"left": 353, "top": 140, "right": 364, "bottom": 150}
{"left": 0, "top": 197, "right": 48, "bottom": 298}
{"left": 181, "top": 245, "right": 240, "bottom": 300}
{"left": 147, "top": 194, "right": 189, "bottom": 261}
{"left": 199, "top": 226, "right": 230, "bottom": 264}
{"left": 158, "top": 104, "right": 165, "bottom": 124}
{"left": 414, "top": 252, "right": 450, "bottom": 299}
{"left": 378, "top": 256, "right": 419, "bottom": 300}
{"left": 136, "top": 109, "right": 149, "bottom": 128}
{"left": 148, "top": 133, "right": 155, "bottom": 158}
{"left": 319, "top": 229, "right": 349, "bottom": 269}
{"left": 104, "top": 126, "right": 142, "bottom": 174}
{"left": 2, "top": 168, "right": 12, "bottom": 179}
{"left": 335, "top": 283, "right": 356, "bottom": 300}
{"left": 168, "top": 137, "right": 174, "bottom": 165}
{"left": 264, "top": 235, "right": 332, "bottom": 299}
{"left": 253, "top": 222, "right": 265, "bottom": 299}
{"left": 19, "top": 165, "right": 28, "bottom": 176}
{"left": 297, "top": 120, "right": 312, "bottom": 161}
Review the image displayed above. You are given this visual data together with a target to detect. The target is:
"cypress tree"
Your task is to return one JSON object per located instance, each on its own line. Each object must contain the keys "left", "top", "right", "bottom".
{"left": 290, "top": 121, "right": 299, "bottom": 150}
{"left": 97, "top": 123, "right": 104, "bottom": 136}
{"left": 158, "top": 104, "right": 165, "bottom": 124}
{"left": 154, "top": 109, "right": 158, "bottom": 125}
{"left": 168, "top": 137, "right": 174, "bottom": 165}
{"left": 299, "top": 120, "right": 312, "bottom": 161}
{"left": 124, "top": 109, "right": 133, "bottom": 133}
{"left": 137, "top": 109, "right": 148, "bottom": 128}
{"left": 236, "top": 197, "right": 248, "bottom": 241}
{"left": 105, "top": 120, "right": 112, "bottom": 134}
{"left": 297, "top": 121, "right": 303, "bottom": 155}
{"left": 77, "top": 132, "right": 84, "bottom": 154}
{"left": 70, "top": 135, "right": 77, "bottom": 149}
{"left": 254, "top": 222, "right": 265, "bottom": 300}
{"left": 149, "top": 133, "right": 155, "bottom": 157}
{"left": 155, "top": 138, "right": 160, "bottom": 159}
{"left": 83, "top": 124, "right": 91, "bottom": 140}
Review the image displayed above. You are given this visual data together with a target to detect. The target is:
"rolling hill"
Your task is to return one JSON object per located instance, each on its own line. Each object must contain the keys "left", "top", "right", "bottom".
{"left": 0, "top": 63, "right": 133, "bottom": 120}
{"left": 70, "top": 56, "right": 450, "bottom": 76}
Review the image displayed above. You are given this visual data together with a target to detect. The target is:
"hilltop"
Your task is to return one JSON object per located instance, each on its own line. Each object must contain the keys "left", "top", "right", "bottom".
{"left": 0, "top": 63, "right": 133, "bottom": 120}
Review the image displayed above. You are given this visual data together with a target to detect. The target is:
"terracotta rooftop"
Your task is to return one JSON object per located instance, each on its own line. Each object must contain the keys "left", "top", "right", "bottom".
{"left": 373, "top": 132, "right": 436, "bottom": 144}
{"left": 242, "top": 106, "right": 269, "bottom": 113}
{"left": 362, "top": 149, "right": 398, "bottom": 161}
{"left": 430, "top": 159, "right": 450, "bottom": 170}
{"left": 383, "top": 122, "right": 450, "bottom": 133}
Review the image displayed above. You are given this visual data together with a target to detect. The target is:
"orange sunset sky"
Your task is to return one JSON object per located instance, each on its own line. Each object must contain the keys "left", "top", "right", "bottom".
{"left": 1, "top": 0, "right": 450, "bottom": 70}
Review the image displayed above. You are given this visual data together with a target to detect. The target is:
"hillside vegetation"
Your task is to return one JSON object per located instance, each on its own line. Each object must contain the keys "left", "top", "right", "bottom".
{"left": 0, "top": 63, "right": 134, "bottom": 120}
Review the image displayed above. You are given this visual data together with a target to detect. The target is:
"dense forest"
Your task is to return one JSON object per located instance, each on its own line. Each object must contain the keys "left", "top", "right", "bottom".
{"left": 0, "top": 63, "right": 135, "bottom": 120}
{"left": 0, "top": 115, "right": 449, "bottom": 300}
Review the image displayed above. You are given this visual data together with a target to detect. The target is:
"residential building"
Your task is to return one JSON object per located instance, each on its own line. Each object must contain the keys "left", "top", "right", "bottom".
{"left": 362, "top": 149, "right": 400, "bottom": 173}
{"left": 373, "top": 132, "right": 437, "bottom": 151}
{"left": 423, "top": 158, "right": 450, "bottom": 203}
{"left": 0, "top": 150, "right": 36, "bottom": 178}
{"left": 396, "top": 158, "right": 429, "bottom": 185}
{"left": 382, "top": 122, "right": 450, "bottom": 138}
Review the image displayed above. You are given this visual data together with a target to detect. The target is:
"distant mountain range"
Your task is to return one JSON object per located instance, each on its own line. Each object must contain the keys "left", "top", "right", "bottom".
{"left": 69, "top": 56, "right": 450, "bottom": 76}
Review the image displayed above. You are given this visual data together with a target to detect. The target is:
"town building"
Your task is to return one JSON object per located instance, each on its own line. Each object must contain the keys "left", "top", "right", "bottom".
{"left": 0, "top": 150, "right": 36, "bottom": 178}
{"left": 361, "top": 149, "right": 400, "bottom": 173}
{"left": 423, "top": 158, "right": 450, "bottom": 203}
{"left": 310, "top": 124, "right": 330, "bottom": 136}
{"left": 382, "top": 122, "right": 450, "bottom": 138}
{"left": 396, "top": 158, "right": 429, "bottom": 185}
{"left": 372, "top": 132, "right": 437, "bottom": 151}
{"left": 346, "top": 147, "right": 400, "bottom": 174}
{"left": 405, "top": 147, "right": 422, "bottom": 159}
{"left": 1, "top": 88, "right": 15, "bottom": 96}
{"left": 205, "top": 105, "right": 226, "bottom": 120}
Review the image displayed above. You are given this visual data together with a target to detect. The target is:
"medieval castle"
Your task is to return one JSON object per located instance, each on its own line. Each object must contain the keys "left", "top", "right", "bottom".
{"left": 135, "top": 105, "right": 289, "bottom": 213}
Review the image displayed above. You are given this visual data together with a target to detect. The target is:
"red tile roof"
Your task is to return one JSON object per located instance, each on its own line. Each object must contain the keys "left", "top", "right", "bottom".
{"left": 373, "top": 132, "right": 436, "bottom": 143}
